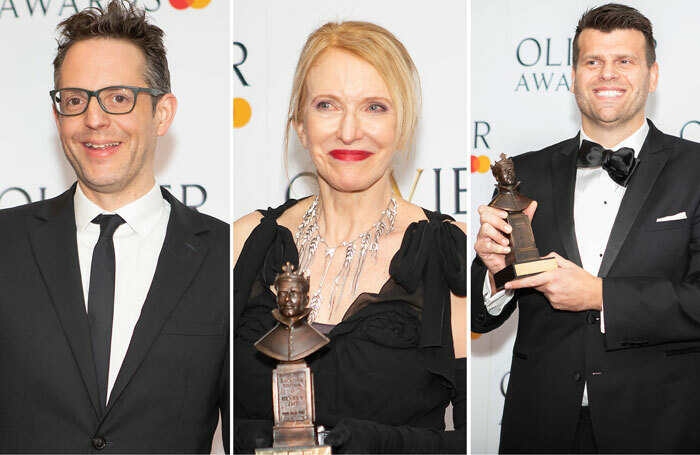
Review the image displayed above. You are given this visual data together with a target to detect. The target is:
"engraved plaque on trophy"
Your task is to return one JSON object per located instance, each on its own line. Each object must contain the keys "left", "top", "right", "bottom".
{"left": 254, "top": 263, "right": 331, "bottom": 455}
{"left": 488, "top": 153, "right": 557, "bottom": 290}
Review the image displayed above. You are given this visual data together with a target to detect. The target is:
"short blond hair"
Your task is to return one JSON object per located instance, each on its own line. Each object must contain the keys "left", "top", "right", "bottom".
{"left": 286, "top": 21, "right": 421, "bottom": 160}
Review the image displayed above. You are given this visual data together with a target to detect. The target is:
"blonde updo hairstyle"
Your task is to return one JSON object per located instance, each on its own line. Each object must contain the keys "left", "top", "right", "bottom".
{"left": 285, "top": 21, "right": 421, "bottom": 166}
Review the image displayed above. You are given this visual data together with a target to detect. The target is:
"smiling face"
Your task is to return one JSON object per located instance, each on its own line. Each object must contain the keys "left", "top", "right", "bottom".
{"left": 54, "top": 38, "right": 176, "bottom": 206}
{"left": 295, "top": 49, "right": 398, "bottom": 193}
{"left": 571, "top": 28, "right": 658, "bottom": 133}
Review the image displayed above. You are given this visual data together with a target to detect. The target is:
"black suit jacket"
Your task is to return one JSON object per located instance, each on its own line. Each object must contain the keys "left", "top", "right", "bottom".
{"left": 472, "top": 121, "right": 700, "bottom": 453}
{"left": 0, "top": 185, "right": 230, "bottom": 454}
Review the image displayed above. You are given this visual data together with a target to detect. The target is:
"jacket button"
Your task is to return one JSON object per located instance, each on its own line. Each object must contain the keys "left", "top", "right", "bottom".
{"left": 573, "top": 372, "right": 581, "bottom": 382}
{"left": 92, "top": 436, "right": 106, "bottom": 450}
{"left": 586, "top": 313, "right": 597, "bottom": 324}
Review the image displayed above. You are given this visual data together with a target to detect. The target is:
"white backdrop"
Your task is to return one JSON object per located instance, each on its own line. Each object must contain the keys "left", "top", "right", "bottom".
{"left": 0, "top": 0, "right": 230, "bottom": 223}
{"left": 233, "top": 0, "right": 467, "bottom": 223}
{"left": 233, "top": 0, "right": 467, "bottom": 439}
{"left": 470, "top": 1, "right": 700, "bottom": 453}
{"left": 0, "top": 1, "right": 229, "bottom": 452}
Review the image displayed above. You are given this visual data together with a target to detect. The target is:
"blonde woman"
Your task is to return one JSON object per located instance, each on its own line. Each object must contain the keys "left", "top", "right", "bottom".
{"left": 234, "top": 21, "right": 466, "bottom": 454}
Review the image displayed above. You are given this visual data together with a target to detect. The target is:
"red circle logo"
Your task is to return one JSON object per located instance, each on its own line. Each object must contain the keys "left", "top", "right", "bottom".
{"left": 169, "top": 0, "right": 210, "bottom": 10}
{"left": 471, "top": 155, "right": 491, "bottom": 173}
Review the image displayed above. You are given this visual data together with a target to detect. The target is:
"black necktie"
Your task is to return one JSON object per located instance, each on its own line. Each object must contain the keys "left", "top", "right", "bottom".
{"left": 577, "top": 139, "right": 640, "bottom": 187}
{"left": 87, "top": 214, "right": 126, "bottom": 411}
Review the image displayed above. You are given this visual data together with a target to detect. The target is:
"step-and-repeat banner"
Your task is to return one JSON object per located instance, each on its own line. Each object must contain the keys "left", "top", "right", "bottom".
{"left": 233, "top": 0, "right": 467, "bottom": 224}
{"left": 471, "top": 1, "right": 700, "bottom": 452}
{"left": 0, "top": 0, "right": 229, "bottom": 224}
{"left": 0, "top": 1, "right": 229, "bottom": 452}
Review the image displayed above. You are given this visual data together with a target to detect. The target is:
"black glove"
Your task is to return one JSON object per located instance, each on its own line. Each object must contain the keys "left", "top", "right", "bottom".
{"left": 326, "top": 359, "right": 466, "bottom": 454}
{"left": 325, "top": 418, "right": 383, "bottom": 453}
{"left": 234, "top": 419, "right": 273, "bottom": 454}
{"left": 327, "top": 417, "right": 459, "bottom": 454}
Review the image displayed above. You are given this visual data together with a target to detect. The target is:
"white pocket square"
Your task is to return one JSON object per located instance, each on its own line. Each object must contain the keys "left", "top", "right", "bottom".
{"left": 656, "top": 212, "right": 687, "bottom": 222}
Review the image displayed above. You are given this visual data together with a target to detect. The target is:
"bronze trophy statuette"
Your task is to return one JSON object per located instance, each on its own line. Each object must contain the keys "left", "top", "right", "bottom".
{"left": 254, "top": 262, "right": 331, "bottom": 455}
{"left": 488, "top": 153, "right": 557, "bottom": 290}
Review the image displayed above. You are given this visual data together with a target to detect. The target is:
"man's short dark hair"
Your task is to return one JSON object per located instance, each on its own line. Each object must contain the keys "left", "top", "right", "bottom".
{"left": 572, "top": 3, "right": 655, "bottom": 68}
{"left": 53, "top": 0, "right": 170, "bottom": 109}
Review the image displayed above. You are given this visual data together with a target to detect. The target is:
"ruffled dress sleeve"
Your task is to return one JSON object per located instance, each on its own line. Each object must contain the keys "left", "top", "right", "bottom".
{"left": 390, "top": 210, "right": 466, "bottom": 392}
{"left": 234, "top": 200, "right": 299, "bottom": 327}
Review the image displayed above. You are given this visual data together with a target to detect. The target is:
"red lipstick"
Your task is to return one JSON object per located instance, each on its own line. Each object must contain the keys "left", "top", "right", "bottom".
{"left": 329, "top": 149, "right": 373, "bottom": 161}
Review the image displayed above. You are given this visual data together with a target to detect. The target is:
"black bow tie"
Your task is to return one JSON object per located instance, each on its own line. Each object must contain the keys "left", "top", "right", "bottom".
{"left": 576, "top": 140, "right": 640, "bottom": 187}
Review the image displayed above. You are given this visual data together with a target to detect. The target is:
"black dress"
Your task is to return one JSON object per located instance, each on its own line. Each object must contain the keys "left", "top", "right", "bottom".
{"left": 234, "top": 199, "right": 466, "bottom": 453}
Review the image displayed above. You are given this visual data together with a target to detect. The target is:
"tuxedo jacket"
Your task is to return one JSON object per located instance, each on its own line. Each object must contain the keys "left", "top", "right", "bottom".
{"left": 472, "top": 121, "right": 700, "bottom": 453}
{"left": 0, "top": 185, "right": 230, "bottom": 454}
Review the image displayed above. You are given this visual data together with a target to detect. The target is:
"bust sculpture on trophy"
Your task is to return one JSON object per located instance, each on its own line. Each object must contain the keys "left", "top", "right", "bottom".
{"left": 254, "top": 262, "right": 331, "bottom": 455}
{"left": 489, "top": 153, "right": 557, "bottom": 290}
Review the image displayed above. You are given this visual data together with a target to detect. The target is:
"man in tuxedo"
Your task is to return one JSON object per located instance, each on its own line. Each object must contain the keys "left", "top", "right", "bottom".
{"left": 473, "top": 3, "right": 700, "bottom": 453}
{"left": 0, "top": 1, "right": 229, "bottom": 452}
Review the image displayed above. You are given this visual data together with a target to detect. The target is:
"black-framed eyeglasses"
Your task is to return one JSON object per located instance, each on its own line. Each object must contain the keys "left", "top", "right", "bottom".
{"left": 49, "top": 85, "right": 165, "bottom": 116}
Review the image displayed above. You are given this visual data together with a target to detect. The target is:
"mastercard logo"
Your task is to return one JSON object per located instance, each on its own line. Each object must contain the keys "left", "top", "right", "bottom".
{"left": 471, "top": 155, "right": 491, "bottom": 174}
{"left": 169, "top": 0, "right": 210, "bottom": 9}
{"left": 233, "top": 97, "right": 251, "bottom": 128}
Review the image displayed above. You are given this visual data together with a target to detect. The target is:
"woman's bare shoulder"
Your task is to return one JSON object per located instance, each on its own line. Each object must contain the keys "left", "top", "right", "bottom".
{"left": 393, "top": 198, "right": 429, "bottom": 231}
{"left": 450, "top": 220, "right": 467, "bottom": 235}
{"left": 275, "top": 196, "right": 315, "bottom": 233}
{"left": 400, "top": 199, "right": 466, "bottom": 232}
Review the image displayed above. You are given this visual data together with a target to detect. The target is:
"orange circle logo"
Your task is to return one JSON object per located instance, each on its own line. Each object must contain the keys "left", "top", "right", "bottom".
{"left": 169, "top": 0, "right": 210, "bottom": 9}
{"left": 233, "top": 97, "right": 251, "bottom": 128}
{"left": 471, "top": 155, "right": 491, "bottom": 173}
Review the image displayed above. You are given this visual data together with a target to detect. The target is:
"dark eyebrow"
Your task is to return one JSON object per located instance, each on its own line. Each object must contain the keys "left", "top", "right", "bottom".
{"left": 582, "top": 53, "right": 638, "bottom": 61}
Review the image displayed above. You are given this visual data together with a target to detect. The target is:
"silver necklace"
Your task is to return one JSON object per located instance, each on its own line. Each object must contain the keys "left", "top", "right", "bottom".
{"left": 295, "top": 196, "right": 398, "bottom": 323}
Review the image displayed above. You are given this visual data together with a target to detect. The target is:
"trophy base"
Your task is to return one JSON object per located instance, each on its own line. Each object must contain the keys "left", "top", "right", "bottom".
{"left": 494, "top": 257, "right": 557, "bottom": 290}
{"left": 273, "top": 425, "right": 316, "bottom": 448}
{"left": 256, "top": 445, "right": 331, "bottom": 455}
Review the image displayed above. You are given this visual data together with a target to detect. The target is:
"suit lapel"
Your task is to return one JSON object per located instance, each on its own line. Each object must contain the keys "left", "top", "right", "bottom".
{"left": 550, "top": 135, "right": 583, "bottom": 267}
{"left": 105, "top": 188, "right": 211, "bottom": 412}
{"left": 29, "top": 185, "right": 102, "bottom": 418}
{"left": 598, "top": 121, "right": 669, "bottom": 277}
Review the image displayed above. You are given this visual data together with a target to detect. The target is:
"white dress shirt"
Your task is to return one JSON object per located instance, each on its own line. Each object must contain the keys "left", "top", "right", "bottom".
{"left": 574, "top": 121, "right": 648, "bottom": 331}
{"left": 481, "top": 121, "right": 650, "bottom": 405}
{"left": 74, "top": 181, "right": 170, "bottom": 401}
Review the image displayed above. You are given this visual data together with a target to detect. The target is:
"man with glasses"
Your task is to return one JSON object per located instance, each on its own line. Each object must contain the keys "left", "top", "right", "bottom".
{"left": 0, "top": 1, "right": 228, "bottom": 452}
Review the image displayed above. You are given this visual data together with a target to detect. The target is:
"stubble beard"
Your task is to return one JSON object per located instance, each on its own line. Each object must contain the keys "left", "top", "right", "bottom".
{"left": 64, "top": 137, "right": 154, "bottom": 199}
{"left": 574, "top": 76, "right": 650, "bottom": 129}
